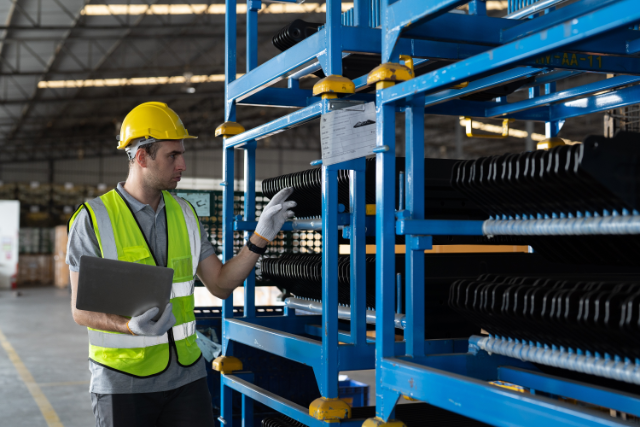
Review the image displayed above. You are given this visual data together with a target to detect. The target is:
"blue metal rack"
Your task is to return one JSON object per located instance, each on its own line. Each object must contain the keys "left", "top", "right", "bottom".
{"left": 218, "top": 0, "right": 640, "bottom": 426}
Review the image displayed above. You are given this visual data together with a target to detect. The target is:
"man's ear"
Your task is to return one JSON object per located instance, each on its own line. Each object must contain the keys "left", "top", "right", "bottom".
{"left": 136, "top": 148, "right": 148, "bottom": 168}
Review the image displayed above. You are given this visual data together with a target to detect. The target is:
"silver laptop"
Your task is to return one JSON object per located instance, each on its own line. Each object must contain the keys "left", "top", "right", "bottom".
{"left": 76, "top": 255, "right": 174, "bottom": 321}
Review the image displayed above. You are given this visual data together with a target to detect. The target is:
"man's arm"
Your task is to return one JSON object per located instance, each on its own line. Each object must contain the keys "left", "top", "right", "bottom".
{"left": 196, "top": 187, "right": 296, "bottom": 300}
{"left": 196, "top": 234, "right": 267, "bottom": 300}
{"left": 70, "top": 271, "right": 131, "bottom": 334}
{"left": 67, "top": 208, "right": 131, "bottom": 334}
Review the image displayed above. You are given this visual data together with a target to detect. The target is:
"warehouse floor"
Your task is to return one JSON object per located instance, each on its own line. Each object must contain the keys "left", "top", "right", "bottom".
{"left": 0, "top": 287, "right": 94, "bottom": 427}
{"left": 0, "top": 288, "right": 380, "bottom": 426}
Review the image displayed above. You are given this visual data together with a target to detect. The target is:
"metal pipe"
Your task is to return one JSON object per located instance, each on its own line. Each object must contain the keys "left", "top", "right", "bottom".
{"left": 483, "top": 215, "right": 640, "bottom": 236}
{"left": 506, "top": 0, "right": 572, "bottom": 20}
{"left": 470, "top": 335, "right": 640, "bottom": 386}
{"left": 285, "top": 297, "right": 406, "bottom": 329}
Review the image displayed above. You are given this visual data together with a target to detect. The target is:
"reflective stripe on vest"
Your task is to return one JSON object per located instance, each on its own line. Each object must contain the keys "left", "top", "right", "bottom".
{"left": 87, "top": 320, "right": 196, "bottom": 349}
{"left": 82, "top": 190, "right": 202, "bottom": 377}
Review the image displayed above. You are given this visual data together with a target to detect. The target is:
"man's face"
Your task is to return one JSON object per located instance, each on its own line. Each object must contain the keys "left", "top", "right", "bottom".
{"left": 140, "top": 139, "right": 186, "bottom": 190}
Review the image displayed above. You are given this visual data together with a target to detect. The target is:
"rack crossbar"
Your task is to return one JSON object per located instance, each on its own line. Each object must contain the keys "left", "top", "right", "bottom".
{"left": 379, "top": 357, "right": 630, "bottom": 427}
{"left": 487, "top": 75, "right": 640, "bottom": 117}
{"left": 497, "top": 367, "right": 640, "bottom": 416}
{"left": 224, "top": 101, "right": 323, "bottom": 148}
{"left": 222, "top": 375, "right": 367, "bottom": 427}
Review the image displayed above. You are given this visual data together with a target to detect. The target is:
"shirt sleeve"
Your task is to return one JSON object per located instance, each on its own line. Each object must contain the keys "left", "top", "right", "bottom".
{"left": 199, "top": 218, "right": 216, "bottom": 262}
{"left": 66, "top": 208, "right": 102, "bottom": 272}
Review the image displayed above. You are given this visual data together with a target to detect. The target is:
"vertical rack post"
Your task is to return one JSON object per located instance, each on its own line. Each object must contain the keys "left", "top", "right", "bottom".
{"left": 353, "top": 0, "right": 370, "bottom": 27}
{"left": 246, "top": 0, "right": 261, "bottom": 72}
{"left": 220, "top": 1, "right": 238, "bottom": 424}
{"left": 326, "top": 0, "right": 343, "bottom": 75}
{"left": 225, "top": 0, "right": 237, "bottom": 122}
{"left": 220, "top": 145, "right": 235, "bottom": 427}
{"left": 321, "top": 164, "right": 339, "bottom": 398}
{"left": 349, "top": 158, "right": 367, "bottom": 345}
{"left": 544, "top": 81, "right": 565, "bottom": 138}
{"left": 404, "top": 94, "right": 426, "bottom": 358}
{"left": 243, "top": 142, "right": 256, "bottom": 318}
{"left": 375, "top": 101, "right": 400, "bottom": 421}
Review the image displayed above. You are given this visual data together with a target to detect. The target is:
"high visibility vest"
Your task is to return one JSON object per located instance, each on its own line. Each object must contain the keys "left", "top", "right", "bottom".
{"left": 69, "top": 189, "right": 202, "bottom": 377}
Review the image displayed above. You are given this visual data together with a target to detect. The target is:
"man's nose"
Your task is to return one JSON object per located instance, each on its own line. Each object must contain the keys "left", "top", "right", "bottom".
{"left": 176, "top": 155, "right": 186, "bottom": 172}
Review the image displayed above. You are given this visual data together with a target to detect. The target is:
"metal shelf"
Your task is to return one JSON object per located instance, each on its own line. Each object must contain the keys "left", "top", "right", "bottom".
{"left": 219, "top": 0, "right": 640, "bottom": 425}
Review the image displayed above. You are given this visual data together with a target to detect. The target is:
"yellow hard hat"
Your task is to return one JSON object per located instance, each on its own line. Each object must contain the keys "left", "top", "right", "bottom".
{"left": 117, "top": 102, "right": 197, "bottom": 150}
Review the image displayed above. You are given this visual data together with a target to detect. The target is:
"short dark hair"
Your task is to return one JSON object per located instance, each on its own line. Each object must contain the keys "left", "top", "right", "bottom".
{"left": 128, "top": 141, "right": 161, "bottom": 166}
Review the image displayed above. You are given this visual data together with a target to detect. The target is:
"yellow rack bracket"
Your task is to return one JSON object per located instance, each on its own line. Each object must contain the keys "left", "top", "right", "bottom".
{"left": 365, "top": 204, "right": 376, "bottom": 215}
{"left": 362, "top": 417, "right": 407, "bottom": 427}
{"left": 398, "top": 55, "right": 414, "bottom": 75}
{"left": 215, "top": 122, "right": 245, "bottom": 138}
{"left": 452, "top": 81, "right": 470, "bottom": 89}
{"left": 537, "top": 137, "right": 566, "bottom": 150}
{"left": 367, "top": 62, "right": 414, "bottom": 91}
{"left": 463, "top": 117, "right": 515, "bottom": 139}
{"left": 312, "top": 75, "right": 355, "bottom": 100}
{"left": 309, "top": 397, "right": 351, "bottom": 422}
{"left": 212, "top": 356, "right": 243, "bottom": 374}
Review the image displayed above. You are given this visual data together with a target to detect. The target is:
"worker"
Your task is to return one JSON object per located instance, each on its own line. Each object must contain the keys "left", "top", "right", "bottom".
{"left": 66, "top": 102, "right": 296, "bottom": 427}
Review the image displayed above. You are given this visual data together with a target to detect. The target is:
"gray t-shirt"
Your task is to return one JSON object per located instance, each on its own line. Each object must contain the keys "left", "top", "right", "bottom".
{"left": 67, "top": 182, "right": 216, "bottom": 394}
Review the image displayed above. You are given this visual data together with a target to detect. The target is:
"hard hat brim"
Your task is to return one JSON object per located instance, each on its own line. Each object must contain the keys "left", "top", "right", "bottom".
{"left": 117, "top": 135, "right": 197, "bottom": 150}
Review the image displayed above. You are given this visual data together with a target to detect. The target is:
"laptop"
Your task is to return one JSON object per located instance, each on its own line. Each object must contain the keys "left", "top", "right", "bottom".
{"left": 76, "top": 255, "right": 174, "bottom": 321}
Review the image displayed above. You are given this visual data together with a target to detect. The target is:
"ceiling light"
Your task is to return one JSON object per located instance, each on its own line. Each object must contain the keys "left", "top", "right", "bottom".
{"left": 37, "top": 74, "right": 243, "bottom": 89}
{"left": 81, "top": 3, "right": 356, "bottom": 16}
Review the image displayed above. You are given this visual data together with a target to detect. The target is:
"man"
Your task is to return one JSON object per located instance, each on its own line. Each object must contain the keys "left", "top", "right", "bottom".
{"left": 67, "top": 101, "right": 295, "bottom": 427}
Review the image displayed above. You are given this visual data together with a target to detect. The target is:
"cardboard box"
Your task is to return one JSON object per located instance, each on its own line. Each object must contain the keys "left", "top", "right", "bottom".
{"left": 53, "top": 225, "right": 70, "bottom": 288}
{"left": 17, "top": 254, "right": 53, "bottom": 287}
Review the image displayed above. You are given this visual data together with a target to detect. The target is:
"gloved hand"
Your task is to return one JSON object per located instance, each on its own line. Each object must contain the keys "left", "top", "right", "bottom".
{"left": 127, "top": 303, "right": 176, "bottom": 336}
{"left": 255, "top": 187, "right": 296, "bottom": 241}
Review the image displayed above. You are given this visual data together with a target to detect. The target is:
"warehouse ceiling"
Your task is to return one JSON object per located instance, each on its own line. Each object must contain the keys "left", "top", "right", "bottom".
{"left": 0, "top": 0, "right": 332, "bottom": 163}
{"left": 0, "top": 0, "right": 608, "bottom": 165}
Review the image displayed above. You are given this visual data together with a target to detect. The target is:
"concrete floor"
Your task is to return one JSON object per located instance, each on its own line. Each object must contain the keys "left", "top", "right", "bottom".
{"left": 0, "top": 287, "right": 386, "bottom": 427}
{"left": 0, "top": 287, "right": 94, "bottom": 427}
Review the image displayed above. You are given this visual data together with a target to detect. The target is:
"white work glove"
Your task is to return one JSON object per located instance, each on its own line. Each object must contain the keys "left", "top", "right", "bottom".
{"left": 255, "top": 187, "right": 296, "bottom": 241}
{"left": 127, "top": 303, "right": 176, "bottom": 336}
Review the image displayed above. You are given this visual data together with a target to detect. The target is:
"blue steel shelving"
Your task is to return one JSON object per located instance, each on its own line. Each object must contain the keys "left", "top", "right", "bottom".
{"left": 219, "top": 0, "right": 640, "bottom": 426}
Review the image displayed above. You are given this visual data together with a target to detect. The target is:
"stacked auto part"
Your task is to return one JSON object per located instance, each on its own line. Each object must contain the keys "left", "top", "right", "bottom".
{"left": 451, "top": 132, "right": 640, "bottom": 265}
{"left": 262, "top": 158, "right": 487, "bottom": 220}
{"left": 451, "top": 132, "right": 640, "bottom": 219}
{"left": 450, "top": 273, "right": 640, "bottom": 359}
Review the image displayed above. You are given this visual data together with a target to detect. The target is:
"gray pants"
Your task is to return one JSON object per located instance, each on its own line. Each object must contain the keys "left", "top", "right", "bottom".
{"left": 91, "top": 378, "right": 215, "bottom": 427}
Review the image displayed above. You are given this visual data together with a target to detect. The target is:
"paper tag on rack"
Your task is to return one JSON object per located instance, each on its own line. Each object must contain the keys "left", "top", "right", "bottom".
{"left": 320, "top": 101, "right": 376, "bottom": 166}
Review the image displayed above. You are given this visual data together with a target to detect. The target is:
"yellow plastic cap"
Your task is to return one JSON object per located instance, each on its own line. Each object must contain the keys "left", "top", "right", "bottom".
{"left": 212, "top": 356, "right": 243, "bottom": 374}
{"left": 362, "top": 417, "right": 407, "bottom": 427}
{"left": 118, "top": 102, "right": 196, "bottom": 149}
{"left": 367, "top": 63, "right": 414, "bottom": 86}
{"left": 215, "top": 122, "right": 245, "bottom": 137}
{"left": 537, "top": 137, "right": 566, "bottom": 150}
{"left": 312, "top": 75, "right": 355, "bottom": 97}
{"left": 309, "top": 397, "right": 351, "bottom": 422}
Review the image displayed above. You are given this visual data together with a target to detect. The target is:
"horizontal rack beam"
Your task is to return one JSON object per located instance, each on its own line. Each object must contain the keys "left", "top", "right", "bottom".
{"left": 224, "top": 101, "right": 323, "bottom": 148}
{"left": 222, "top": 375, "right": 367, "bottom": 427}
{"left": 379, "top": 357, "right": 629, "bottom": 427}
{"left": 497, "top": 367, "right": 640, "bottom": 416}
{"left": 236, "top": 215, "right": 375, "bottom": 232}
{"left": 397, "top": 219, "right": 484, "bottom": 236}
{"left": 486, "top": 75, "right": 640, "bottom": 118}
